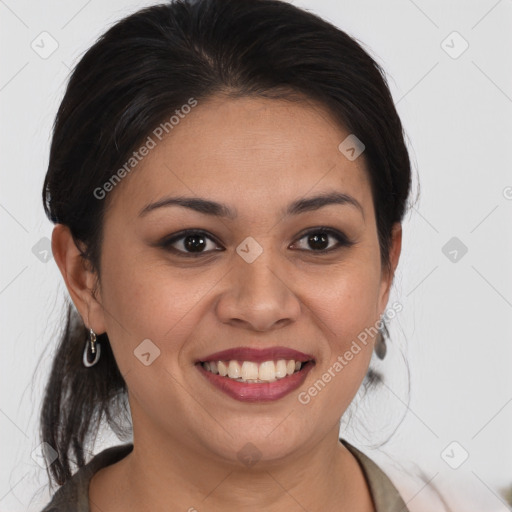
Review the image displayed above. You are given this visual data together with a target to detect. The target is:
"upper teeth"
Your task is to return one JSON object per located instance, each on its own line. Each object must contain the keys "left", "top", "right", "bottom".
{"left": 202, "top": 359, "right": 303, "bottom": 383}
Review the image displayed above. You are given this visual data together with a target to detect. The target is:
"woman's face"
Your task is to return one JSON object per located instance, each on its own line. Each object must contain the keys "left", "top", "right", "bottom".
{"left": 83, "top": 95, "right": 401, "bottom": 462}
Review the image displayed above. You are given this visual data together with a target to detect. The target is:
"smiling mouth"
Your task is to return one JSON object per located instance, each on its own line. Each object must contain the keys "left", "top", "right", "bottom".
{"left": 197, "top": 359, "right": 315, "bottom": 383}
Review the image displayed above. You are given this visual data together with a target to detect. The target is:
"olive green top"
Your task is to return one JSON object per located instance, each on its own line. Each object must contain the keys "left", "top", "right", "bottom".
{"left": 41, "top": 439, "right": 409, "bottom": 511}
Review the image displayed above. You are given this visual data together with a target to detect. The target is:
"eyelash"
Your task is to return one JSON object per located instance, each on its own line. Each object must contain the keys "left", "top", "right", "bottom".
{"left": 158, "top": 227, "right": 355, "bottom": 258}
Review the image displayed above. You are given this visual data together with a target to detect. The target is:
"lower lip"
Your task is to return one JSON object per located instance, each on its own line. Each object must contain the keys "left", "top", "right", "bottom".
{"left": 196, "top": 361, "right": 315, "bottom": 402}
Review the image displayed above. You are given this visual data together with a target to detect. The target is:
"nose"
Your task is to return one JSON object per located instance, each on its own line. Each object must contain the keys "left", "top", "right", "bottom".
{"left": 215, "top": 249, "right": 302, "bottom": 332}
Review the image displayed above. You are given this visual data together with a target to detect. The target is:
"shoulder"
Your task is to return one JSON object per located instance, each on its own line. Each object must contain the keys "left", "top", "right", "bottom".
{"left": 340, "top": 438, "right": 410, "bottom": 512}
{"left": 40, "top": 444, "right": 134, "bottom": 512}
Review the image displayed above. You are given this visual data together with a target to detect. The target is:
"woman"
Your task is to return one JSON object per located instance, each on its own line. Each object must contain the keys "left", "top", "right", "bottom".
{"left": 39, "top": 0, "right": 412, "bottom": 510}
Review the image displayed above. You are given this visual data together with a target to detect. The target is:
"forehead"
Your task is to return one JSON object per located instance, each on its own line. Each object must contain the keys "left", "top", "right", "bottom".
{"left": 108, "top": 95, "right": 371, "bottom": 220}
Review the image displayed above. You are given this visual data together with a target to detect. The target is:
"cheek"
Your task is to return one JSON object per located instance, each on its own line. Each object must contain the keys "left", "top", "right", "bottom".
{"left": 301, "top": 257, "right": 381, "bottom": 392}
{"left": 97, "top": 260, "right": 205, "bottom": 420}
{"left": 294, "top": 304, "right": 377, "bottom": 423}
{"left": 307, "top": 257, "right": 382, "bottom": 336}
{"left": 296, "top": 277, "right": 378, "bottom": 416}
{"left": 98, "top": 245, "right": 216, "bottom": 364}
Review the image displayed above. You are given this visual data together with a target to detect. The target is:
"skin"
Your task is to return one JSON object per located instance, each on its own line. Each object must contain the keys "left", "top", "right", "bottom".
{"left": 52, "top": 94, "right": 402, "bottom": 512}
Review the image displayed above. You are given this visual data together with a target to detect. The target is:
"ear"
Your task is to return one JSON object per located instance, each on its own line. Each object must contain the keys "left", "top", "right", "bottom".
{"left": 51, "top": 224, "right": 107, "bottom": 334}
{"left": 377, "top": 222, "right": 402, "bottom": 315}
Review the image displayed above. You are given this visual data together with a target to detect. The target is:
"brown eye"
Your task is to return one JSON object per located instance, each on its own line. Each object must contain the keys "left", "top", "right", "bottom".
{"left": 160, "top": 230, "right": 223, "bottom": 257}
{"left": 291, "top": 228, "right": 354, "bottom": 253}
{"left": 159, "top": 226, "right": 354, "bottom": 258}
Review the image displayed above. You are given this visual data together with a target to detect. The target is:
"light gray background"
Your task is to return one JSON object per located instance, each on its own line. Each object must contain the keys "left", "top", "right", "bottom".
{"left": 1, "top": 1, "right": 511, "bottom": 511}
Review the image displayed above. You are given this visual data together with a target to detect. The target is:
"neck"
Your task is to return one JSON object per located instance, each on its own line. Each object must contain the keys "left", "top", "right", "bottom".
{"left": 90, "top": 420, "right": 374, "bottom": 512}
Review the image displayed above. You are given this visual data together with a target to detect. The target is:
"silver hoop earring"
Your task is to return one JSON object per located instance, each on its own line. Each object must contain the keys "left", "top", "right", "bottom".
{"left": 83, "top": 328, "right": 101, "bottom": 367}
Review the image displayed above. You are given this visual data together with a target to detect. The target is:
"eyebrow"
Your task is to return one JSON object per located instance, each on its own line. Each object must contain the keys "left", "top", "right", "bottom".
{"left": 138, "top": 191, "right": 364, "bottom": 220}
